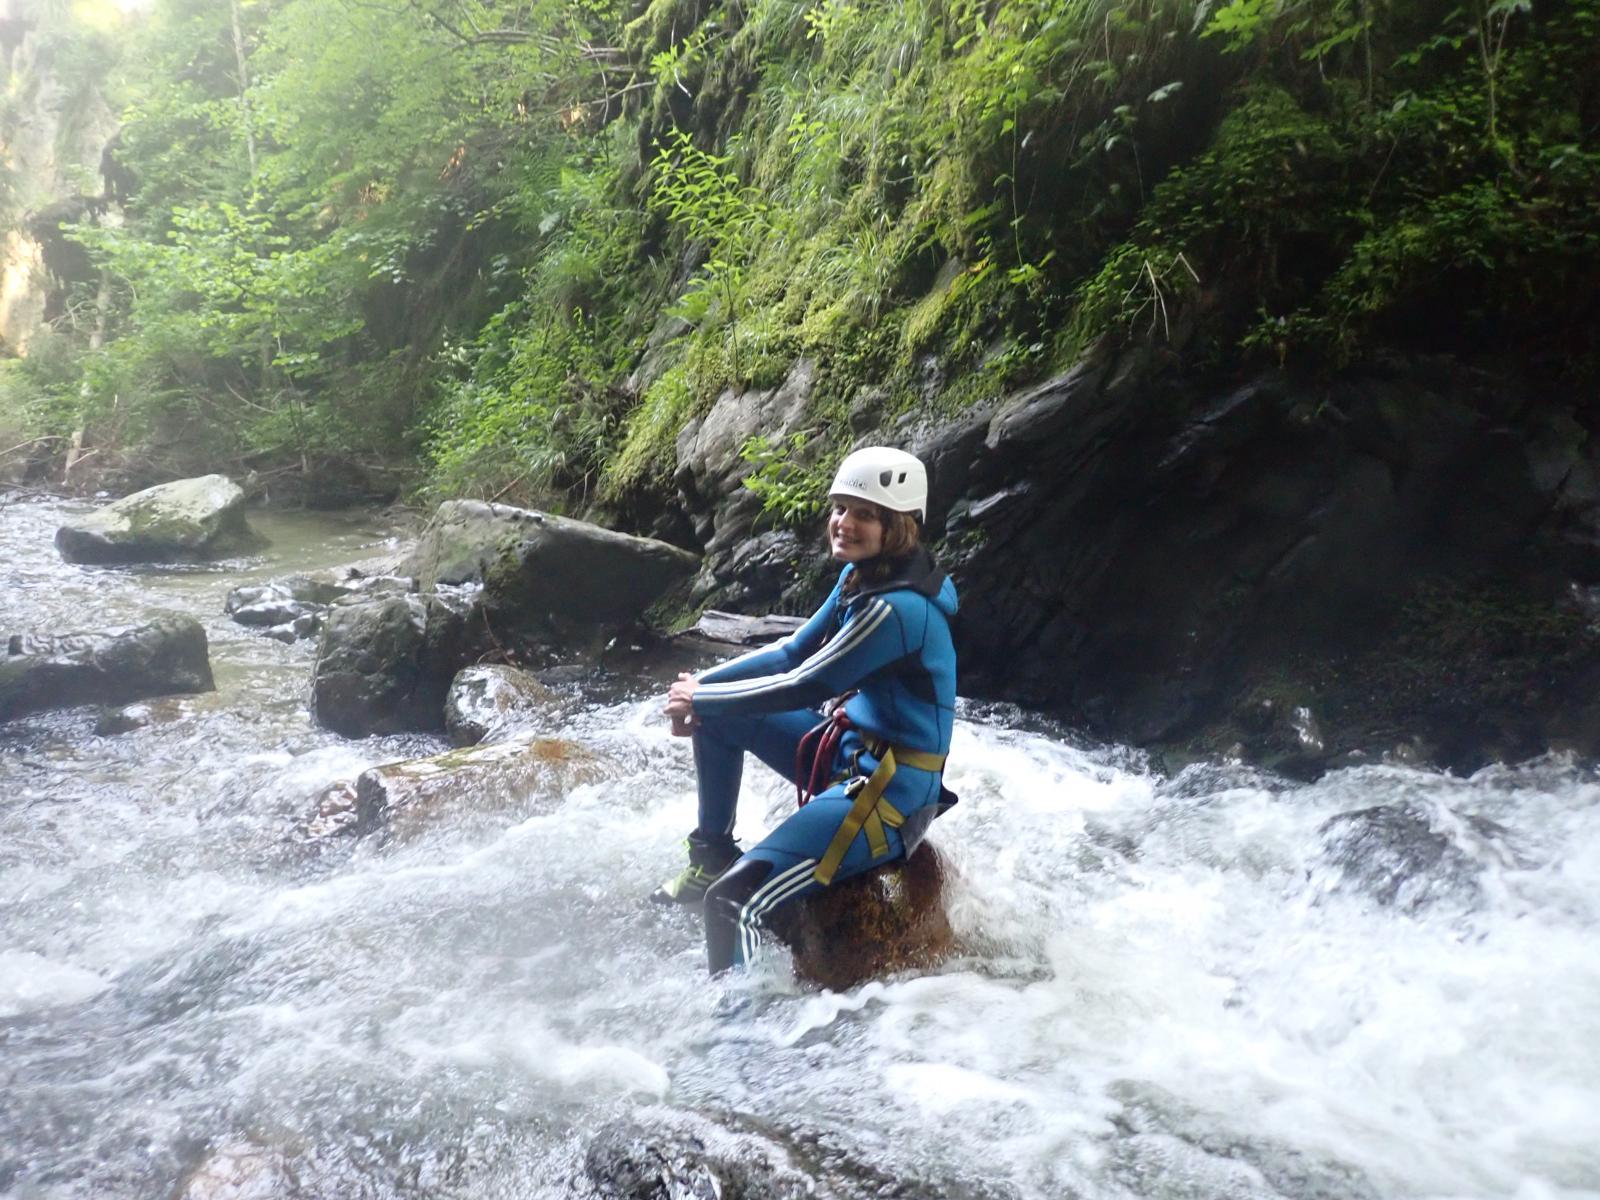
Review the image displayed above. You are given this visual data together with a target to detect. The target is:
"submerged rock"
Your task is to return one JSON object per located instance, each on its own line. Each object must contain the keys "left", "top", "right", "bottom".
{"left": 443, "top": 663, "right": 561, "bottom": 745}
{"left": 1312, "top": 800, "right": 1515, "bottom": 912}
{"left": 54, "top": 474, "right": 264, "bottom": 564}
{"left": 354, "top": 734, "right": 613, "bottom": 838}
{"left": 767, "top": 842, "right": 956, "bottom": 991}
{"left": 583, "top": 1118, "right": 812, "bottom": 1200}
{"left": 175, "top": 1142, "right": 296, "bottom": 1200}
{"left": 583, "top": 1113, "right": 1010, "bottom": 1200}
{"left": 93, "top": 696, "right": 193, "bottom": 735}
{"left": 0, "top": 616, "right": 214, "bottom": 722}
{"left": 225, "top": 571, "right": 413, "bottom": 643}
{"left": 1109, "top": 1079, "right": 1381, "bottom": 1200}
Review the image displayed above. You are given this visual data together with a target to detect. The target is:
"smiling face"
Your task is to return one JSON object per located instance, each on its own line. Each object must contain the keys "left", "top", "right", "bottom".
{"left": 828, "top": 497, "right": 886, "bottom": 563}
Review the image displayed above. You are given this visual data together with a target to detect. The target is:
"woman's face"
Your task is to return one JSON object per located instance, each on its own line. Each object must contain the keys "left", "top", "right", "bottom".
{"left": 828, "top": 497, "right": 886, "bottom": 562}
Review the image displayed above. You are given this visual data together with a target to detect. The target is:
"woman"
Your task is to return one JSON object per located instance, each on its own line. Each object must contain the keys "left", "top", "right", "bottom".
{"left": 659, "top": 446, "right": 959, "bottom": 975}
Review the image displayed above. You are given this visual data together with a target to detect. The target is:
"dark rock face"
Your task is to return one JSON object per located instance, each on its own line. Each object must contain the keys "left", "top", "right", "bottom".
{"left": 767, "top": 842, "right": 956, "bottom": 991}
{"left": 54, "top": 474, "right": 265, "bottom": 564}
{"left": 680, "top": 352, "right": 1600, "bottom": 772}
{"left": 0, "top": 616, "right": 214, "bottom": 722}
{"left": 1312, "top": 800, "right": 1515, "bottom": 912}
{"left": 936, "top": 355, "right": 1600, "bottom": 770}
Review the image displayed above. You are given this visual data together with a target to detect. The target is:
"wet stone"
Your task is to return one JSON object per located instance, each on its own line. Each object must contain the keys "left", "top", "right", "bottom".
{"left": 583, "top": 1118, "right": 812, "bottom": 1200}
{"left": 175, "top": 1142, "right": 295, "bottom": 1200}
{"left": 443, "top": 663, "right": 561, "bottom": 746}
{"left": 93, "top": 696, "right": 191, "bottom": 735}
{"left": 353, "top": 734, "right": 615, "bottom": 840}
{"left": 767, "top": 842, "right": 956, "bottom": 991}
{"left": 0, "top": 616, "right": 214, "bottom": 723}
{"left": 1312, "top": 800, "right": 1516, "bottom": 912}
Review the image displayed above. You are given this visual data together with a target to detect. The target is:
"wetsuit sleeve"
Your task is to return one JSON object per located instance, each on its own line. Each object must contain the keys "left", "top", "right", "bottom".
{"left": 695, "top": 572, "right": 845, "bottom": 687}
{"left": 692, "top": 593, "right": 917, "bottom": 718}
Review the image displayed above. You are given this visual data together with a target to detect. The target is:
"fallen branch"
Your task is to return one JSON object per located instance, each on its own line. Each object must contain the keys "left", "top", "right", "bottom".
{"left": 0, "top": 434, "right": 67, "bottom": 460}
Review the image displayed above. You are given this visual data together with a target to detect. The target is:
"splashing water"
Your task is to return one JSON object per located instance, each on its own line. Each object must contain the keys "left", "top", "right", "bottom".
{"left": 2, "top": 495, "right": 1597, "bottom": 1199}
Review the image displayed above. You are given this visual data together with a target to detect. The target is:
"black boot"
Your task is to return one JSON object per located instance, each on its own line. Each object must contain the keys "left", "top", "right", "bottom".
{"left": 702, "top": 858, "right": 776, "bottom": 974}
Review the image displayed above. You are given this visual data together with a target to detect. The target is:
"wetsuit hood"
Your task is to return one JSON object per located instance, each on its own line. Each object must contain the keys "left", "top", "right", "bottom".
{"left": 848, "top": 546, "right": 958, "bottom": 616}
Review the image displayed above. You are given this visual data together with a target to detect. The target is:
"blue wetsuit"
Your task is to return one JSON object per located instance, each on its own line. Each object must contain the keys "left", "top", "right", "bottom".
{"left": 689, "top": 547, "right": 959, "bottom": 972}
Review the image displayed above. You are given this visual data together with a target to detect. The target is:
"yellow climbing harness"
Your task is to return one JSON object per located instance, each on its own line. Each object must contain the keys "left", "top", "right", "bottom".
{"left": 812, "top": 737, "right": 947, "bottom": 886}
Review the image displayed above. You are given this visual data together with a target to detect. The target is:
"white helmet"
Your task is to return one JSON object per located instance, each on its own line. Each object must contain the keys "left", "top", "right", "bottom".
{"left": 829, "top": 446, "right": 927, "bottom": 520}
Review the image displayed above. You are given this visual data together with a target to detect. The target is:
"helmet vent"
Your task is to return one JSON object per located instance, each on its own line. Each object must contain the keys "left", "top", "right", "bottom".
{"left": 879, "top": 470, "right": 894, "bottom": 487}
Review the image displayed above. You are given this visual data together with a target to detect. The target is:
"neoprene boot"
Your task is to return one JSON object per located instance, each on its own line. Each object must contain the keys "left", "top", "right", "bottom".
{"left": 650, "top": 831, "right": 740, "bottom": 906}
{"left": 702, "top": 857, "right": 775, "bottom": 974}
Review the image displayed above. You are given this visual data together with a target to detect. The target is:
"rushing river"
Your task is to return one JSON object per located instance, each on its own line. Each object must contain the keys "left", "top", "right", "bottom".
{"left": 2, "top": 495, "right": 1598, "bottom": 1200}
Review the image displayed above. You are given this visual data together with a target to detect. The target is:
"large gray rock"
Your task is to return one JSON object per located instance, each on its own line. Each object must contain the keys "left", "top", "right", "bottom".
{"left": 400, "top": 499, "right": 698, "bottom": 641}
{"left": 0, "top": 616, "right": 214, "bottom": 721}
{"left": 55, "top": 474, "right": 265, "bottom": 564}
{"left": 354, "top": 734, "right": 614, "bottom": 839}
{"left": 312, "top": 503, "right": 695, "bottom": 737}
{"left": 672, "top": 361, "right": 820, "bottom": 598}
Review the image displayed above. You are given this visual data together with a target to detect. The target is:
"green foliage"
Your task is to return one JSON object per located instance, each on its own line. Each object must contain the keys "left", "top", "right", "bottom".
{"left": 738, "top": 431, "right": 832, "bottom": 527}
{"left": 23, "top": 0, "right": 1598, "bottom": 504}
{"left": 1076, "top": 0, "right": 1600, "bottom": 372}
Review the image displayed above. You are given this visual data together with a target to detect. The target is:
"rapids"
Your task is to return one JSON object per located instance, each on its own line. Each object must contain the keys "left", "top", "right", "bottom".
{"left": 1, "top": 494, "right": 1597, "bottom": 1199}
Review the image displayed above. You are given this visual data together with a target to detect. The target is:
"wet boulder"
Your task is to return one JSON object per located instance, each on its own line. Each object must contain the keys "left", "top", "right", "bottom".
{"left": 768, "top": 842, "right": 956, "bottom": 991}
{"left": 55, "top": 474, "right": 265, "bottom": 564}
{"left": 354, "top": 734, "right": 614, "bottom": 839}
{"left": 0, "top": 616, "right": 214, "bottom": 722}
{"left": 295, "top": 779, "right": 361, "bottom": 840}
{"left": 400, "top": 499, "right": 699, "bottom": 645}
{"left": 443, "top": 663, "right": 561, "bottom": 745}
{"left": 310, "top": 591, "right": 487, "bottom": 737}
{"left": 1312, "top": 800, "right": 1515, "bottom": 912}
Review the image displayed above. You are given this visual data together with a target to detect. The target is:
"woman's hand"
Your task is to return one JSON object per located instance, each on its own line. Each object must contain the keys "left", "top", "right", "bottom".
{"left": 664, "top": 672, "right": 699, "bottom": 737}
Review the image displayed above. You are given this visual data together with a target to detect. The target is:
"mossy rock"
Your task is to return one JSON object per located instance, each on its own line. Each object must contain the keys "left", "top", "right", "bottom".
{"left": 54, "top": 474, "right": 265, "bottom": 564}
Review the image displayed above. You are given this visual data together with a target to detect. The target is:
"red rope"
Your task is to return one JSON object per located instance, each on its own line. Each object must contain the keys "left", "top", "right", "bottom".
{"left": 794, "top": 705, "right": 853, "bottom": 807}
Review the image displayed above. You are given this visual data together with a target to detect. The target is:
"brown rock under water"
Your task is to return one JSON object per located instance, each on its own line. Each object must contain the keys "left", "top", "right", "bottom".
{"left": 767, "top": 842, "right": 956, "bottom": 991}
{"left": 353, "top": 734, "right": 613, "bottom": 840}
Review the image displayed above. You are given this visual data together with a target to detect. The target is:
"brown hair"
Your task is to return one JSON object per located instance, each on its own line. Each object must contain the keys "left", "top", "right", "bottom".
{"left": 839, "top": 505, "right": 922, "bottom": 589}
